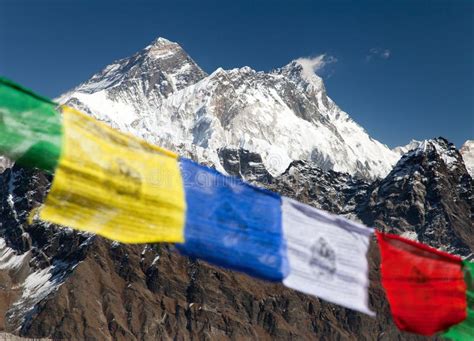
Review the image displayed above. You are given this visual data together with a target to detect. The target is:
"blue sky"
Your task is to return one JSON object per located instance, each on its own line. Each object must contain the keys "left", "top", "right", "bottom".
{"left": 0, "top": 0, "right": 472, "bottom": 147}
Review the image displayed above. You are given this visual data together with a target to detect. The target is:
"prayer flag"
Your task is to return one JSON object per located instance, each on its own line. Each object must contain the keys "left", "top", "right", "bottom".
{"left": 177, "top": 158, "right": 288, "bottom": 281}
{"left": 376, "top": 231, "right": 467, "bottom": 336}
{"left": 281, "top": 198, "right": 374, "bottom": 315}
{"left": 0, "top": 77, "right": 62, "bottom": 172}
{"left": 40, "top": 106, "right": 186, "bottom": 243}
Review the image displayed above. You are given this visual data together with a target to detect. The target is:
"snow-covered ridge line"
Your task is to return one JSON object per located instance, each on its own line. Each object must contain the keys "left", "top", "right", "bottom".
{"left": 59, "top": 37, "right": 401, "bottom": 179}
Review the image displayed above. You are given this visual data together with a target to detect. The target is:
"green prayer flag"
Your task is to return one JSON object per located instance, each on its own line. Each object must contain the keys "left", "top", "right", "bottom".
{"left": 441, "top": 261, "right": 474, "bottom": 340}
{"left": 0, "top": 77, "right": 62, "bottom": 172}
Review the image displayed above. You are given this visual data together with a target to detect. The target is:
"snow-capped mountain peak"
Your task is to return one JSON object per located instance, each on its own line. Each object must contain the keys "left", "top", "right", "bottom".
{"left": 391, "top": 138, "right": 473, "bottom": 179}
{"left": 61, "top": 37, "right": 206, "bottom": 96}
{"left": 59, "top": 37, "right": 401, "bottom": 179}
{"left": 145, "top": 37, "right": 188, "bottom": 62}
{"left": 279, "top": 59, "right": 326, "bottom": 95}
{"left": 149, "top": 36, "right": 176, "bottom": 46}
{"left": 392, "top": 138, "right": 464, "bottom": 176}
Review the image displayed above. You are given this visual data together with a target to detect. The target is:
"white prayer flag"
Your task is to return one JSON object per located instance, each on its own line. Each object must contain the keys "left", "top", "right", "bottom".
{"left": 282, "top": 197, "right": 375, "bottom": 316}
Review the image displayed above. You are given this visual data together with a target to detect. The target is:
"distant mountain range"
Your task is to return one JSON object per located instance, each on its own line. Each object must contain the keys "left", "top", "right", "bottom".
{"left": 58, "top": 37, "right": 403, "bottom": 179}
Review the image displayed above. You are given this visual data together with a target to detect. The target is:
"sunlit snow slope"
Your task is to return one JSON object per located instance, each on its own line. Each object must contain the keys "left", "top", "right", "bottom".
{"left": 58, "top": 37, "right": 400, "bottom": 179}
{"left": 460, "top": 140, "right": 474, "bottom": 178}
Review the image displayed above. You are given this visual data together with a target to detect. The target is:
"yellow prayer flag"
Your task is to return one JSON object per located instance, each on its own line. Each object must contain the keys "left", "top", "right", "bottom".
{"left": 40, "top": 106, "right": 186, "bottom": 243}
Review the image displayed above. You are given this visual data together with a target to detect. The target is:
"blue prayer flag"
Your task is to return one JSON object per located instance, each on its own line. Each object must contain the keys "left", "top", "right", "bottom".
{"left": 177, "top": 158, "right": 288, "bottom": 281}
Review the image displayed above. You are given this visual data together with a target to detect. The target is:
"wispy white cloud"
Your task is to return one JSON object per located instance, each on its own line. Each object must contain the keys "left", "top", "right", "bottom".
{"left": 295, "top": 54, "right": 337, "bottom": 78}
{"left": 366, "top": 48, "right": 391, "bottom": 62}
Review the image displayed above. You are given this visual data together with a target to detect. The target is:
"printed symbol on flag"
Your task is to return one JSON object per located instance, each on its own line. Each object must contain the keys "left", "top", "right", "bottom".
{"left": 412, "top": 266, "right": 428, "bottom": 284}
{"left": 216, "top": 202, "right": 249, "bottom": 247}
{"left": 309, "top": 237, "right": 337, "bottom": 279}
{"left": 106, "top": 158, "right": 142, "bottom": 197}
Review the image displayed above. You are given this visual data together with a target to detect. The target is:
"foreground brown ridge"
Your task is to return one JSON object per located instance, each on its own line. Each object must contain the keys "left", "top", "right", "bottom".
{"left": 0, "top": 138, "right": 472, "bottom": 340}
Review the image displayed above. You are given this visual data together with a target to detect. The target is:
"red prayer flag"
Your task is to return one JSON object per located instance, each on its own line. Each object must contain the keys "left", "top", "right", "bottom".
{"left": 376, "top": 231, "right": 467, "bottom": 336}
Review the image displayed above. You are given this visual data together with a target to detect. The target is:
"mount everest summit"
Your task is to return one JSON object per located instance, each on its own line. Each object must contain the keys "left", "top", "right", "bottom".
{"left": 59, "top": 37, "right": 401, "bottom": 179}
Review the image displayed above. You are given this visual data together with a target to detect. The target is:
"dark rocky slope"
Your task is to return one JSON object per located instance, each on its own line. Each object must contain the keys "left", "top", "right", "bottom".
{"left": 0, "top": 138, "right": 471, "bottom": 340}
{"left": 359, "top": 138, "right": 473, "bottom": 257}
